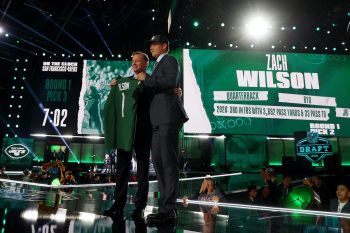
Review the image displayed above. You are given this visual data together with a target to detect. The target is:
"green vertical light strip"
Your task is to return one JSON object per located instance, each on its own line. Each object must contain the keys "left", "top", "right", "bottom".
{"left": 33, "top": 141, "right": 45, "bottom": 162}
{"left": 268, "top": 139, "right": 284, "bottom": 166}
{"left": 93, "top": 143, "right": 106, "bottom": 164}
{"left": 69, "top": 143, "right": 81, "bottom": 163}
{"left": 81, "top": 143, "right": 93, "bottom": 163}
{"left": 340, "top": 138, "right": 350, "bottom": 166}
{"left": 1, "top": 208, "right": 7, "bottom": 233}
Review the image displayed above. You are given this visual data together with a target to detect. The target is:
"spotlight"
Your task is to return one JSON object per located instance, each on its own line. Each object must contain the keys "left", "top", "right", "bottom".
{"left": 42, "top": 53, "right": 46, "bottom": 56}
{"left": 0, "top": 27, "right": 4, "bottom": 34}
{"left": 271, "top": 45, "right": 275, "bottom": 49}
{"left": 250, "top": 44, "right": 254, "bottom": 48}
{"left": 229, "top": 43, "right": 233, "bottom": 47}
{"left": 316, "top": 27, "right": 320, "bottom": 31}
{"left": 221, "top": 22, "right": 225, "bottom": 27}
{"left": 99, "top": 54, "right": 103, "bottom": 58}
{"left": 326, "top": 31, "right": 331, "bottom": 34}
{"left": 208, "top": 42, "right": 212, "bottom": 46}
{"left": 281, "top": 27, "right": 285, "bottom": 30}
{"left": 80, "top": 54, "right": 83, "bottom": 57}
{"left": 292, "top": 26, "right": 296, "bottom": 30}
{"left": 245, "top": 16, "right": 271, "bottom": 40}
{"left": 5, "top": 33, "right": 9, "bottom": 37}
{"left": 292, "top": 46, "right": 296, "bottom": 50}
{"left": 193, "top": 21, "right": 199, "bottom": 27}
{"left": 325, "top": 47, "right": 328, "bottom": 50}
{"left": 333, "top": 48, "right": 337, "bottom": 51}
{"left": 186, "top": 42, "right": 190, "bottom": 46}
{"left": 62, "top": 54, "right": 65, "bottom": 57}
{"left": 313, "top": 47, "right": 316, "bottom": 51}
{"left": 118, "top": 54, "right": 122, "bottom": 58}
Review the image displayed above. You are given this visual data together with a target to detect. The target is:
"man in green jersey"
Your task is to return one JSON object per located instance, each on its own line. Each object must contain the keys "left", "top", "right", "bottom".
{"left": 104, "top": 51, "right": 152, "bottom": 219}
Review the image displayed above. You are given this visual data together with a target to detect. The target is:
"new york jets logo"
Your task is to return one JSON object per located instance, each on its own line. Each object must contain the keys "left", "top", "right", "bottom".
{"left": 4, "top": 144, "right": 29, "bottom": 159}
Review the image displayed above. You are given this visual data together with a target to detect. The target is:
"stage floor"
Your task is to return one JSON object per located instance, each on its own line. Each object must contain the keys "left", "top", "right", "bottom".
{"left": 0, "top": 177, "right": 347, "bottom": 233}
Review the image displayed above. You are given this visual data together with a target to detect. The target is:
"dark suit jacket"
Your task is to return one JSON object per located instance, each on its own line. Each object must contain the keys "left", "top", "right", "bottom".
{"left": 144, "top": 54, "right": 188, "bottom": 126}
{"left": 330, "top": 198, "right": 350, "bottom": 213}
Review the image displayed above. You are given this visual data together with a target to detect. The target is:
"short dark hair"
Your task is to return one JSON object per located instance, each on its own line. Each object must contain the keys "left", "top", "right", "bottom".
{"left": 247, "top": 185, "right": 257, "bottom": 192}
{"left": 131, "top": 51, "right": 149, "bottom": 62}
{"left": 338, "top": 180, "right": 350, "bottom": 190}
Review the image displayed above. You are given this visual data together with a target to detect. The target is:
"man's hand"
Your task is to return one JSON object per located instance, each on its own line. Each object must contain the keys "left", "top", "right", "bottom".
{"left": 137, "top": 72, "right": 146, "bottom": 81}
{"left": 260, "top": 170, "right": 270, "bottom": 181}
{"left": 110, "top": 79, "right": 117, "bottom": 86}
{"left": 174, "top": 87, "right": 182, "bottom": 97}
{"left": 303, "top": 178, "right": 313, "bottom": 187}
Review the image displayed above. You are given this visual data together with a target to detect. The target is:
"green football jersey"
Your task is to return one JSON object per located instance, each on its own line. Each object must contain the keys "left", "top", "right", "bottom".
{"left": 104, "top": 76, "right": 141, "bottom": 151}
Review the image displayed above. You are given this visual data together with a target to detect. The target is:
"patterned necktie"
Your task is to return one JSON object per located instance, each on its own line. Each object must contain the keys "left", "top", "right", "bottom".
{"left": 153, "top": 61, "right": 159, "bottom": 70}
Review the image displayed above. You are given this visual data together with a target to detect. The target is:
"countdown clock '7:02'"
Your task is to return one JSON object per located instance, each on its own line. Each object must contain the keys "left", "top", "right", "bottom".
{"left": 42, "top": 108, "right": 68, "bottom": 127}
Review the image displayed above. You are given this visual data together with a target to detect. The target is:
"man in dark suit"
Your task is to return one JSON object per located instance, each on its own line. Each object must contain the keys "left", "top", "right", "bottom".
{"left": 137, "top": 35, "right": 188, "bottom": 223}
{"left": 330, "top": 182, "right": 350, "bottom": 213}
{"left": 326, "top": 182, "right": 350, "bottom": 231}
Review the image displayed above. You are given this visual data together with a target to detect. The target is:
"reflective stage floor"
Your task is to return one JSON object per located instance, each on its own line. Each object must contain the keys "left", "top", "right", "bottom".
{"left": 0, "top": 176, "right": 349, "bottom": 233}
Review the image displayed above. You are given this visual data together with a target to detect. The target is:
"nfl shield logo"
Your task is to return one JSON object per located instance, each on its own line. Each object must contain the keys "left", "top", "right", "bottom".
{"left": 307, "top": 132, "right": 318, "bottom": 144}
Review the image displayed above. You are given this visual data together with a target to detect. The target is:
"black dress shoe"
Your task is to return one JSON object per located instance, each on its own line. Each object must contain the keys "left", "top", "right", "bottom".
{"left": 146, "top": 210, "right": 177, "bottom": 224}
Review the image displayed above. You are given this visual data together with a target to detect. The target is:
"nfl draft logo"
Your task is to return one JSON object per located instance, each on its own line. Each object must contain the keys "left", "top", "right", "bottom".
{"left": 296, "top": 132, "right": 333, "bottom": 163}
{"left": 4, "top": 144, "right": 30, "bottom": 159}
{"left": 307, "top": 132, "right": 319, "bottom": 144}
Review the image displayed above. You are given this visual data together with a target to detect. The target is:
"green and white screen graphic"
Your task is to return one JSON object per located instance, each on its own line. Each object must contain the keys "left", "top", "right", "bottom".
{"left": 183, "top": 49, "right": 350, "bottom": 136}
{"left": 77, "top": 60, "right": 153, "bottom": 134}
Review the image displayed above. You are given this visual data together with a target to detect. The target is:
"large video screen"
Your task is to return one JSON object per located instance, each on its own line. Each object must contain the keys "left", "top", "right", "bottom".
{"left": 183, "top": 49, "right": 350, "bottom": 136}
{"left": 28, "top": 60, "right": 153, "bottom": 136}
